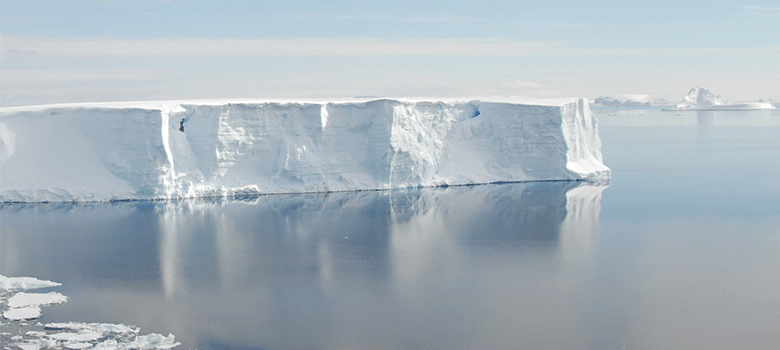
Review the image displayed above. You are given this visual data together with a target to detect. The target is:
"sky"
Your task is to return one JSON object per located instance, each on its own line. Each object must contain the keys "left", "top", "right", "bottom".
{"left": 1, "top": 0, "right": 779, "bottom": 107}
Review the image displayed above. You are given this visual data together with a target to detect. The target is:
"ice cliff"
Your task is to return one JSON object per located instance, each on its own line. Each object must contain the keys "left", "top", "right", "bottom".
{"left": 0, "top": 98, "right": 610, "bottom": 202}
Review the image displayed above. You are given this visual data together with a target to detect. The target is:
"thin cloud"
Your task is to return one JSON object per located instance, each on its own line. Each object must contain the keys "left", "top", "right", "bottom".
{"left": 510, "top": 80, "right": 543, "bottom": 89}
{"left": 737, "top": 6, "right": 780, "bottom": 17}
{"left": 0, "top": 36, "right": 568, "bottom": 57}
{"left": 1, "top": 69, "right": 158, "bottom": 82}
{"left": 281, "top": 13, "right": 482, "bottom": 22}
{"left": 2, "top": 36, "right": 778, "bottom": 59}
{"left": 0, "top": 14, "right": 63, "bottom": 23}
{"left": 394, "top": 15, "right": 482, "bottom": 23}
{"left": 544, "top": 23, "right": 598, "bottom": 29}
{"left": 282, "top": 13, "right": 387, "bottom": 20}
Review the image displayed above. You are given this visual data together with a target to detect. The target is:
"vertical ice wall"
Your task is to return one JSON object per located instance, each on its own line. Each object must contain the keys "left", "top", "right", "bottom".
{"left": 0, "top": 98, "right": 610, "bottom": 202}
{"left": 560, "top": 99, "right": 609, "bottom": 179}
{"left": 0, "top": 107, "right": 169, "bottom": 202}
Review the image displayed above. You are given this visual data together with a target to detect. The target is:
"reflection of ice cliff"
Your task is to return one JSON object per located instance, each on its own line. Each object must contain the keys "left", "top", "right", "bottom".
{"left": 1, "top": 182, "right": 606, "bottom": 348}
{"left": 157, "top": 182, "right": 606, "bottom": 296}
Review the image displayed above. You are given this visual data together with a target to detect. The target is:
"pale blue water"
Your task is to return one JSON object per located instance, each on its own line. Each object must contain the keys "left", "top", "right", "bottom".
{"left": 2, "top": 107, "right": 779, "bottom": 349}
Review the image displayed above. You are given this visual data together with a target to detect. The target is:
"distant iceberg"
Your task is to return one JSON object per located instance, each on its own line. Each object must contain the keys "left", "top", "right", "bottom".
{"left": 674, "top": 86, "right": 775, "bottom": 110}
{"left": 594, "top": 94, "right": 668, "bottom": 106}
{"left": 0, "top": 97, "right": 610, "bottom": 202}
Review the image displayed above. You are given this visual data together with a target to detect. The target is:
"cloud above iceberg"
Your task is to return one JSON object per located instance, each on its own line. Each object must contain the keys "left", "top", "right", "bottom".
{"left": 2, "top": 36, "right": 570, "bottom": 57}
{"left": 4, "top": 36, "right": 777, "bottom": 59}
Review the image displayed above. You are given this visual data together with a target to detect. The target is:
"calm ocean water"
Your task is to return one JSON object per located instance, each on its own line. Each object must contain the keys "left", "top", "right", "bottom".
{"left": 2, "top": 107, "right": 779, "bottom": 349}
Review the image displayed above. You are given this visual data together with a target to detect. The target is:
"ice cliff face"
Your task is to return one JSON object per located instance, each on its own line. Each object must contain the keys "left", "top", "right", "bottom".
{"left": 0, "top": 98, "right": 610, "bottom": 202}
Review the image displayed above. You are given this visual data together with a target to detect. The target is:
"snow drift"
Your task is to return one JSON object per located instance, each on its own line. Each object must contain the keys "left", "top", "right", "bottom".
{"left": 0, "top": 97, "right": 610, "bottom": 202}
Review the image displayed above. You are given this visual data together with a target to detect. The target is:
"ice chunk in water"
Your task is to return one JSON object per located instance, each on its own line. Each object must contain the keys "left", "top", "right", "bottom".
{"left": 0, "top": 275, "right": 61, "bottom": 292}
{"left": 8, "top": 292, "right": 67, "bottom": 308}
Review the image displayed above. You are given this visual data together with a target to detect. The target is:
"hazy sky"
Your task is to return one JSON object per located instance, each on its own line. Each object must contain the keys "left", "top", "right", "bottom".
{"left": 2, "top": 0, "right": 778, "bottom": 107}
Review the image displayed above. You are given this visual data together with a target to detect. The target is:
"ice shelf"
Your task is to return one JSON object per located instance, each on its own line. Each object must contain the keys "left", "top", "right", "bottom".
{"left": 0, "top": 97, "right": 610, "bottom": 202}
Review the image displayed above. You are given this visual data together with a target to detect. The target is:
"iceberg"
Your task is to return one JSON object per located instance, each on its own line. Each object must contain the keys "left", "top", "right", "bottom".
{"left": 594, "top": 94, "right": 668, "bottom": 106}
{"left": 675, "top": 86, "right": 775, "bottom": 110}
{"left": 0, "top": 97, "right": 610, "bottom": 202}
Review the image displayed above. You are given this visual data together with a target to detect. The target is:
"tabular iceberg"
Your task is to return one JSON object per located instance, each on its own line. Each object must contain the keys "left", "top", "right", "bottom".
{"left": 0, "top": 97, "right": 610, "bottom": 202}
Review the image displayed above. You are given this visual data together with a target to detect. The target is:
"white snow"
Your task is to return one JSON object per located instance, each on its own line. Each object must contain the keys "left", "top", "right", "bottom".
{"left": 0, "top": 97, "right": 610, "bottom": 202}
{"left": 48, "top": 330, "right": 103, "bottom": 342}
{"left": 675, "top": 86, "right": 775, "bottom": 110}
{"left": 64, "top": 342, "right": 94, "bottom": 350}
{"left": 15, "top": 343, "right": 42, "bottom": 350}
{"left": 8, "top": 292, "right": 68, "bottom": 308}
{"left": 0, "top": 275, "right": 62, "bottom": 292}
{"left": 45, "top": 323, "right": 138, "bottom": 335}
{"left": 123, "top": 334, "right": 179, "bottom": 350}
{"left": 2, "top": 291, "right": 67, "bottom": 321}
{"left": 3, "top": 307, "right": 41, "bottom": 321}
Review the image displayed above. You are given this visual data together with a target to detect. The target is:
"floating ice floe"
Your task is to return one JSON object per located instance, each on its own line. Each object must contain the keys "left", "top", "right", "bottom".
{"left": 4, "top": 306, "right": 43, "bottom": 321}
{"left": 45, "top": 322, "right": 139, "bottom": 334}
{"left": 64, "top": 342, "right": 93, "bottom": 350}
{"left": 8, "top": 292, "right": 68, "bottom": 308}
{"left": 0, "top": 275, "right": 62, "bottom": 292}
{"left": 1, "top": 275, "right": 181, "bottom": 349}
{"left": 123, "top": 333, "right": 180, "bottom": 349}
{"left": 47, "top": 329, "right": 104, "bottom": 342}
{"left": 3, "top": 292, "right": 67, "bottom": 321}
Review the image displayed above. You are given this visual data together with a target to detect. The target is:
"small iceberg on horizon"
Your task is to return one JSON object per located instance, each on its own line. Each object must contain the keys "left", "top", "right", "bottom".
{"left": 673, "top": 86, "right": 775, "bottom": 110}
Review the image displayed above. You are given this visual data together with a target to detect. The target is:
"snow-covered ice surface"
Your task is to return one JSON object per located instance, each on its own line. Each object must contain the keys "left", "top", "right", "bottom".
{"left": 3, "top": 307, "right": 42, "bottom": 321}
{"left": 0, "top": 97, "right": 610, "bottom": 203}
{"left": 0, "top": 276, "right": 62, "bottom": 292}
{"left": 1, "top": 275, "right": 180, "bottom": 349}
{"left": 8, "top": 293, "right": 68, "bottom": 309}
{"left": 3, "top": 293, "right": 68, "bottom": 321}
{"left": 674, "top": 86, "right": 775, "bottom": 110}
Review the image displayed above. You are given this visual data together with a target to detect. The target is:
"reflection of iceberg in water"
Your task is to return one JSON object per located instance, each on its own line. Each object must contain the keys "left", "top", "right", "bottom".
{"left": 1, "top": 181, "right": 606, "bottom": 348}
{"left": 157, "top": 181, "right": 607, "bottom": 298}
{"left": 389, "top": 182, "right": 606, "bottom": 298}
{"left": 559, "top": 183, "right": 605, "bottom": 265}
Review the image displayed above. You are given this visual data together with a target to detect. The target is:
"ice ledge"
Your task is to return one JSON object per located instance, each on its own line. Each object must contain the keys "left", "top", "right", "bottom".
{"left": 0, "top": 97, "right": 610, "bottom": 202}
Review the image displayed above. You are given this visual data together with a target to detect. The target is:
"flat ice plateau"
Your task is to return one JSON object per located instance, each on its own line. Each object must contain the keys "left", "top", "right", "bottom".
{"left": 0, "top": 97, "right": 610, "bottom": 202}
